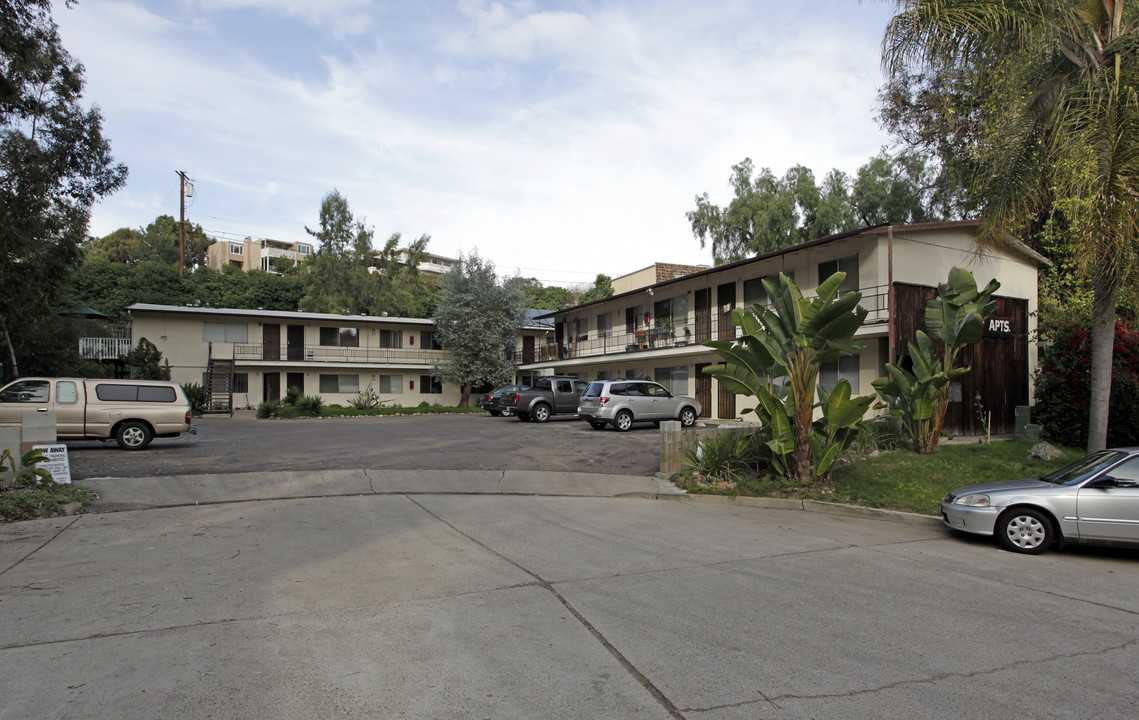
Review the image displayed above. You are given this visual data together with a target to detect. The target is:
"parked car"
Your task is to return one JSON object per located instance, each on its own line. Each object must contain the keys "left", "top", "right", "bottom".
{"left": 940, "top": 447, "right": 1139, "bottom": 554}
{"left": 0, "top": 377, "right": 195, "bottom": 450}
{"left": 577, "top": 379, "right": 701, "bottom": 431}
{"left": 504, "top": 376, "right": 589, "bottom": 422}
{"left": 479, "top": 384, "right": 530, "bottom": 416}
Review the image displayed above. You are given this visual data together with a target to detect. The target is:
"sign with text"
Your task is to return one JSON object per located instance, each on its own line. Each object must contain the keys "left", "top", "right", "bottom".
{"left": 32, "top": 444, "right": 71, "bottom": 484}
{"left": 985, "top": 317, "right": 1015, "bottom": 337}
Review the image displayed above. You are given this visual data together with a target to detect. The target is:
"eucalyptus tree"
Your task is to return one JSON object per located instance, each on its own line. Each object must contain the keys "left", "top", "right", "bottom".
{"left": 0, "top": 0, "right": 127, "bottom": 379}
{"left": 882, "top": 0, "right": 1139, "bottom": 452}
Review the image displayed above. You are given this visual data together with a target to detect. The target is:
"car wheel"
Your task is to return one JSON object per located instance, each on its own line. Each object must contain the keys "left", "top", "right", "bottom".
{"left": 614, "top": 410, "right": 633, "bottom": 432}
{"left": 533, "top": 404, "right": 551, "bottom": 423}
{"left": 996, "top": 508, "right": 1054, "bottom": 554}
{"left": 489, "top": 410, "right": 502, "bottom": 417}
{"left": 588, "top": 420, "right": 606, "bottom": 430}
{"left": 115, "top": 420, "right": 153, "bottom": 451}
{"left": 679, "top": 407, "right": 697, "bottom": 428}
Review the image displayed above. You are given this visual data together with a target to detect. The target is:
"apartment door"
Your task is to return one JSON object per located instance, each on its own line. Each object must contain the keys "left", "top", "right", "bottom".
{"left": 286, "top": 372, "right": 304, "bottom": 394}
{"left": 287, "top": 324, "right": 304, "bottom": 361}
{"left": 262, "top": 323, "right": 280, "bottom": 360}
{"left": 718, "top": 380, "right": 736, "bottom": 420}
{"left": 695, "top": 363, "right": 712, "bottom": 418}
{"left": 694, "top": 289, "right": 711, "bottom": 343}
{"left": 523, "top": 335, "right": 535, "bottom": 364}
{"left": 717, "top": 282, "right": 736, "bottom": 341}
{"left": 263, "top": 372, "right": 280, "bottom": 402}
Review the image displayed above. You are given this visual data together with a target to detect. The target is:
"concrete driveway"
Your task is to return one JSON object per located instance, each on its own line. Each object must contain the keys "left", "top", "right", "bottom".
{"left": 2, "top": 467, "right": 1137, "bottom": 719}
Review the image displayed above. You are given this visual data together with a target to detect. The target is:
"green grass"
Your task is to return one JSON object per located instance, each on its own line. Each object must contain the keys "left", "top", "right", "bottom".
{"left": 819, "top": 441, "right": 1083, "bottom": 515}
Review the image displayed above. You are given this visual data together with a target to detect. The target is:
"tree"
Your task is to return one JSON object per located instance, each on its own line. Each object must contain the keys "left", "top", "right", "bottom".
{"left": 298, "top": 190, "right": 377, "bottom": 315}
{"left": 84, "top": 215, "right": 212, "bottom": 269}
{"left": 432, "top": 252, "right": 526, "bottom": 407}
{"left": 0, "top": 0, "right": 127, "bottom": 380}
{"left": 688, "top": 155, "right": 941, "bottom": 265}
{"left": 578, "top": 274, "right": 614, "bottom": 304}
{"left": 702, "top": 272, "right": 873, "bottom": 483}
{"left": 371, "top": 232, "right": 437, "bottom": 318}
{"left": 882, "top": 0, "right": 1139, "bottom": 452}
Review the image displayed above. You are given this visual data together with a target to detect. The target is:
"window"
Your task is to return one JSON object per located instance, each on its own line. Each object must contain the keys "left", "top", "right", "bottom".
{"left": 818, "top": 255, "right": 859, "bottom": 294}
{"left": 421, "top": 331, "right": 442, "bottom": 350}
{"left": 233, "top": 373, "right": 249, "bottom": 394}
{"left": 319, "top": 374, "right": 359, "bottom": 393}
{"left": 597, "top": 313, "right": 612, "bottom": 338}
{"left": 94, "top": 384, "right": 177, "bottom": 402}
{"left": 380, "top": 375, "right": 403, "bottom": 394}
{"left": 652, "top": 296, "right": 689, "bottom": 328}
{"left": 379, "top": 329, "right": 402, "bottom": 349}
{"left": 229, "top": 244, "right": 243, "bottom": 255}
{"left": 743, "top": 277, "right": 767, "bottom": 306}
{"left": 319, "top": 327, "right": 359, "bottom": 347}
{"left": 653, "top": 366, "right": 689, "bottom": 395}
{"left": 0, "top": 380, "right": 49, "bottom": 403}
{"left": 56, "top": 381, "right": 78, "bottom": 404}
{"left": 819, "top": 354, "right": 860, "bottom": 393}
{"left": 420, "top": 375, "right": 442, "bottom": 394}
{"left": 203, "top": 322, "right": 249, "bottom": 343}
{"left": 596, "top": 370, "right": 612, "bottom": 380}
{"left": 298, "top": 245, "right": 312, "bottom": 255}
{"left": 625, "top": 368, "right": 645, "bottom": 379}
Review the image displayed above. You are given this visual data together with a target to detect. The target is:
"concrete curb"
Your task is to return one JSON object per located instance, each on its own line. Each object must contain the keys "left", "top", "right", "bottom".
{"left": 79, "top": 468, "right": 943, "bottom": 530}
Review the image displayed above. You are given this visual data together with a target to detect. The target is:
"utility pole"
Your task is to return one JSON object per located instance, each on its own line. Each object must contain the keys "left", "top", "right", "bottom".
{"left": 176, "top": 170, "right": 190, "bottom": 277}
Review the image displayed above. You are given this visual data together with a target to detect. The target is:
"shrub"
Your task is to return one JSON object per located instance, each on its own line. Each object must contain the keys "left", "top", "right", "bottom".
{"left": 256, "top": 399, "right": 281, "bottom": 418}
{"left": 293, "top": 394, "right": 324, "bottom": 417}
{"left": 683, "top": 428, "right": 770, "bottom": 484}
{"left": 1033, "top": 320, "right": 1139, "bottom": 447}
{"left": 284, "top": 385, "right": 303, "bottom": 406}
{"left": 181, "top": 382, "right": 205, "bottom": 414}
{"left": 349, "top": 385, "right": 382, "bottom": 409}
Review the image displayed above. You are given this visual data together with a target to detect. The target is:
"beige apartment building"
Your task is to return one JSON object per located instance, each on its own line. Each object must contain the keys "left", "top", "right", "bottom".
{"left": 128, "top": 305, "right": 551, "bottom": 409}
{"left": 206, "top": 237, "right": 315, "bottom": 274}
{"left": 514, "top": 221, "right": 1049, "bottom": 436}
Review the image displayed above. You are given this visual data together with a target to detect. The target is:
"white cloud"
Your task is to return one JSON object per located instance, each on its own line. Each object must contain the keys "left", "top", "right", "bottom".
{"left": 55, "top": 0, "right": 899, "bottom": 284}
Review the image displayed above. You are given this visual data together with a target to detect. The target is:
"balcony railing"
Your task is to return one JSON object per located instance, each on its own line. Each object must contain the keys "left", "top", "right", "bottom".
{"left": 79, "top": 337, "right": 132, "bottom": 360}
{"left": 510, "top": 285, "right": 889, "bottom": 365}
{"left": 232, "top": 343, "right": 450, "bottom": 366}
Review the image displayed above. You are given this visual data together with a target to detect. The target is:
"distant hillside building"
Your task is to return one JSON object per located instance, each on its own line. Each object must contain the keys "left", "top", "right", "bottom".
{"left": 206, "top": 237, "right": 315, "bottom": 274}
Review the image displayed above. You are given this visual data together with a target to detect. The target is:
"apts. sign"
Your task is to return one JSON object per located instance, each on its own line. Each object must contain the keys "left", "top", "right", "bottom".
{"left": 985, "top": 317, "right": 1015, "bottom": 337}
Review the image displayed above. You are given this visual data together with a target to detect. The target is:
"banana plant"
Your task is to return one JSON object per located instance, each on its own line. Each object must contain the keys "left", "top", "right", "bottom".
{"left": 703, "top": 271, "right": 871, "bottom": 483}
{"left": 872, "top": 331, "right": 968, "bottom": 454}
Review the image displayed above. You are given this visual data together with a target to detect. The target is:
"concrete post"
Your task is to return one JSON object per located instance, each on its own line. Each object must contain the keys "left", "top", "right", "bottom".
{"left": 660, "top": 421, "right": 683, "bottom": 475}
{"left": 0, "top": 427, "right": 20, "bottom": 478}
{"left": 21, "top": 412, "right": 57, "bottom": 455}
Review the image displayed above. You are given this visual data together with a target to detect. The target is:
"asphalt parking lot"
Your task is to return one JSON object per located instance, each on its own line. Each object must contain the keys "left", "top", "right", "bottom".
{"left": 65, "top": 411, "right": 662, "bottom": 479}
{"left": 3, "top": 414, "right": 1138, "bottom": 719}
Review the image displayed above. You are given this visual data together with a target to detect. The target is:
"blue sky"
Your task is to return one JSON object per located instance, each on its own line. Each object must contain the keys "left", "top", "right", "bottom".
{"left": 54, "top": 0, "right": 898, "bottom": 287}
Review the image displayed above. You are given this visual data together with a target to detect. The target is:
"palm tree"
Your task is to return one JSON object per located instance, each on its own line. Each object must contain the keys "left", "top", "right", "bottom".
{"left": 882, "top": 0, "right": 1139, "bottom": 452}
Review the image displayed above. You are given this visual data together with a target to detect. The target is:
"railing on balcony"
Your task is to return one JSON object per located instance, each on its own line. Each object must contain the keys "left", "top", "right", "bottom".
{"left": 79, "top": 337, "right": 132, "bottom": 360}
{"left": 509, "top": 285, "right": 889, "bottom": 365}
{"left": 232, "top": 343, "right": 450, "bottom": 366}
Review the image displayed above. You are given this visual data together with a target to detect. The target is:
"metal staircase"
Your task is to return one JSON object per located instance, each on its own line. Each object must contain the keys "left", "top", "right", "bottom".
{"left": 202, "top": 358, "right": 234, "bottom": 415}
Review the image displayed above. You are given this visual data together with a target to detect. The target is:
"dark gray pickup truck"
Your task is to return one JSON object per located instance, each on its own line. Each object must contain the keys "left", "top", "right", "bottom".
{"left": 504, "top": 376, "right": 589, "bottom": 422}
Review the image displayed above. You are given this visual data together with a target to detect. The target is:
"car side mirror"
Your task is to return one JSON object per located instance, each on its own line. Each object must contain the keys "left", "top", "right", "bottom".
{"left": 1089, "top": 476, "right": 1139, "bottom": 489}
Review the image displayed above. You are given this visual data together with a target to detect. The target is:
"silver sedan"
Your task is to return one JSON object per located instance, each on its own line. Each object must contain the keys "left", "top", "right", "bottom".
{"left": 940, "top": 448, "right": 1139, "bottom": 554}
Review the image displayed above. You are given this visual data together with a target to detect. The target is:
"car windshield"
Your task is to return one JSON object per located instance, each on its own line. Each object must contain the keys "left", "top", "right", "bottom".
{"left": 1039, "top": 450, "right": 1130, "bottom": 486}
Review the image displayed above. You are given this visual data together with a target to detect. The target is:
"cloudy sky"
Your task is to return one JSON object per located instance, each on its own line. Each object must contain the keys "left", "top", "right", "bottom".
{"left": 54, "top": 0, "right": 899, "bottom": 287}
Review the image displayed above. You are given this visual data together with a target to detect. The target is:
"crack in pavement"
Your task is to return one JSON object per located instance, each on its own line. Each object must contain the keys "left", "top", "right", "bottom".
{"left": 680, "top": 636, "right": 1139, "bottom": 714}
{"left": 405, "top": 495, "right": 686, "bottom": 719}
{"left": 0, "top": 516, "right": 82, "bottom": 578}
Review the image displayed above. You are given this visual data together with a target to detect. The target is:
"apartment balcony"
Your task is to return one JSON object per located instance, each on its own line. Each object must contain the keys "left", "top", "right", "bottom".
{"left": 231, "top": 343, "right": 450, "bottom": 367}
{"left": 78, "top": 337, "right": 132, "bottom": 361}
{"left": 510, "top": 285, "right": 889, "bottom": 365}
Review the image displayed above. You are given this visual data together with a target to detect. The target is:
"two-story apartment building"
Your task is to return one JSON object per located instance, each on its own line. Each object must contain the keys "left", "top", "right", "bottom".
{"left": 515, "top": 221, "right": 1050, "bottom": 436}
{"left": 128, "top": 304, "right": 553, "bottom": 409}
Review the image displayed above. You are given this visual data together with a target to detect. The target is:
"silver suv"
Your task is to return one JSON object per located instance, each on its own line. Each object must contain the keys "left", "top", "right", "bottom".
{"left": 577, "top": 379, "right": 700, "bottom": 431}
